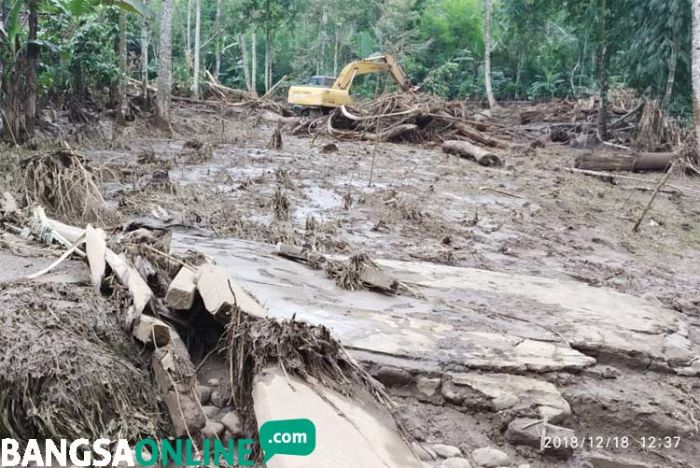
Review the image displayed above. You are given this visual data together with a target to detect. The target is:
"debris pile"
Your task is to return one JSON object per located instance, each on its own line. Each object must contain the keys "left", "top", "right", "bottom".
{"left": 1, "top": 199, "right": 412, "bottom": 462}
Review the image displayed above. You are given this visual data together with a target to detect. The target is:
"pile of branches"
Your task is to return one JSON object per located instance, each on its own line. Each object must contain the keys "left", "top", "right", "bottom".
{"left": 292, "top": 93, "right": 518, "bottom": 146}
{"left": 226, "top": 312, "right": 395, "bottom": 439}
{"left": 17, "top": 149, "right": 121, "bottom": 224}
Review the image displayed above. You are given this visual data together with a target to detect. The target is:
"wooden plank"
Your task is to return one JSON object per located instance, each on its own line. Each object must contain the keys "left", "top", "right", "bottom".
{"left": 85, "top": 224, "right": 106, "bottom": 292}
{"left": 165, "top": 266, "right": 199, "bottom": 310}
{"left": 105, "top": 250, "right": 153, "bottom": 328}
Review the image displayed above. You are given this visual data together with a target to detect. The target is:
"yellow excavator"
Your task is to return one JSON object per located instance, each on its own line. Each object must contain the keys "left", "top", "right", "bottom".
{"left": 287, "top": 54, "right": 411, "bottom": 111}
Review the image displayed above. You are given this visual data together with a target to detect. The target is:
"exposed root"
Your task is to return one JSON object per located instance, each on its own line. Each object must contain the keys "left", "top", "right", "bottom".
{"left": 324, "top": 253, "right": 377, "bottom": 291}
{"left": 17, "top": 149, "right": 121, "bottom": 225}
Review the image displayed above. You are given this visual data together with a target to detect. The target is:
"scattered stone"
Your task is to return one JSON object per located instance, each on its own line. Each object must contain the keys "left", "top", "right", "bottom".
{"left": 445, "top": 372, "right": 571, "bottom": 423}
{"left": 199, "top": 385, "right": 212, "bottom": 405}
{"left": 505, "top": 418, "right": 575, "bottom": 459}
{"left": 412, "top": 442, "right": 437, "bottom": 461}
{"left": 417, "top": 377, "right": 442, "bottom": 401}
{"left": 201, "top": 420, "right": 224, "bottom": 438}
{"left": 208, "top": 378, "right": 221, "bottom": 387}
{"left": 582, "top": 453, "right": 652, "bottom": 467}
{"left": 220, "top": 411, "right": 242, "bottom": 435}
{"left": 432, "top": 444, "right": 462, "bottom": 458}
{"left": 471, "top": 447, "right": 510, "bottom": 467}
{"left": 210, "top": 389, "right": 230, "bottom": 407}
{"left": 202, "top": 405, "right": 220, "bottom": 419}
{"left": 441, "top": 457, "right": 472, "bottom": 468}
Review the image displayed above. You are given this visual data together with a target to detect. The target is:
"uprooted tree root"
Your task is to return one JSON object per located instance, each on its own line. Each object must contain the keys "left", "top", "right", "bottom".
{"left": 226, "top": 312, "right": 397, "bottom": 441}
{"left": 324, "top": 253, "right": 379, "bottom": 290}
{"left": 0, "top": 282, "right": 167, "bottom": 441}
{"left": 17, "top": 149, "right": 122, "bottom": 224}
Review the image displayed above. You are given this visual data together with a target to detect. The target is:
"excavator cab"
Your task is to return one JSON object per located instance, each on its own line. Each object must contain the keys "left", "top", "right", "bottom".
{"left": 288, "top": 54, "right": 411, "bottom": 111}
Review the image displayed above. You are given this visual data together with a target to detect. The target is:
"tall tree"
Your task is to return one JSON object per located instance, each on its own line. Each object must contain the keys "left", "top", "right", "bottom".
{"left": 483, "top": 0, "right": 496, "bottom": 109}
{"left": 141, "top": 0, "right": 149, "bottom": 101}
{"left": 239, "top": 32, "right": 252, "bottom": 91}
{"left": 214, "top": 0, "right": 222, "bottom": 78}
{"left": 595, "top": 0, "right": 610, "bottom": 140}
{"left": 116, "top": 10, "right": 127, "bottom": 126}
{"left": 156, "top": 0, "right": 174, "bottom": 129}
{"left": 251, "top": 29, "right": 257, "bottom": 94}
{"left": 191, "top": 0, "right": 201, "bottom": 97}
{"left": 693, "top": 0, "right": 700, "bottom": 149}
{"left": 26, "top": 0, "right": 39, "bottom": 136}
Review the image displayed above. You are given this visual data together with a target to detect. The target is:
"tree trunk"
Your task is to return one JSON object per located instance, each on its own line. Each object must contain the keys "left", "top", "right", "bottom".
{"left": 663, "top": 32, "right": 680, "bottom": 109}
{"left": 251, "top": 29, "right": 257, "bottom": 95}
{"left": 333, "top": 28, "right": 339, "bottom": 77}
{"left": 155, "top": 0, "right": 174, "bottom": 130}
{"left": 191, "top": 0, "right": 201, "bottom": 98}
{"left": 141, "top": 0, "right": 150, "bottom": 102}
{"left": 116, "top": 10, "right": 127, "bottom": 126}
{"left": 483, "top": 0, "right": 496, "bottom": 110}
{"left": 264, "top": 23, "right": 270, "bottom": 91}
{"left": 240, "top": 33, "right": 252, "bottom": 92}
{"left": 25, "top": 0, "right": 38, "bottom": 137}
{"left": 694, "top": 0, "right": 700, "bottom": 154}
{"left": 186, "top": 0, "right": 192, "bottom": 72}
{"left": 596, "top": 0, "right": 610, "bottom": 140}
{"left": 214, "top": 0, "right": 222, "bottom": 79}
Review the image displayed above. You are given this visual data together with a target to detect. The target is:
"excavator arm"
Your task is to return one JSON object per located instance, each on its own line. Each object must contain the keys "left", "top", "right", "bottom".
{"left": 332, "top": 54, "right": 411, "bottom": 91}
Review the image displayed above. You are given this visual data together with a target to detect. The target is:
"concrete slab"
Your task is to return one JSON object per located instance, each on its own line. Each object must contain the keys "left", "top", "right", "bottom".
{"left": 252, "top": 367, "right": 422, "bottom": 468}
{"left": 172, "top": 235, "right": 697, "bottom": 375}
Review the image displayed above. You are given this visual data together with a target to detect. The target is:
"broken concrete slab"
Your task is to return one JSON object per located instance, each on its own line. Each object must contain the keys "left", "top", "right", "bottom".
{"left": 505, "top": 418, "right": 575, "bottom": 459}
{"left": 252, "top": 367, "right": 423, "bottom": 468}
{"left": 443, "top": 372, "right": 571, "bottom": 423}
{"left": 197, "top": 263, "right": 267, "bottom": 318}
{"left": 165, "top": 266, "right": 199, "bottom": 310}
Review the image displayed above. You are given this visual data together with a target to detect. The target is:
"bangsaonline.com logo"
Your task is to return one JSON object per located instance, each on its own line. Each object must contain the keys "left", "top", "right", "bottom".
{"left": 1, "top": 419, "right": 315, "bottom": 466}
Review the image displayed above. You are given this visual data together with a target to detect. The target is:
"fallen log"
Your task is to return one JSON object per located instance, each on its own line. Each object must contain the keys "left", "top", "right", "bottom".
{"left": 454, "top": 122, "right": 508, "bottom": 149}
{"left": 442, "top": 140, "right": 504, "bottom": 167}
{"left": 574, "top": 152, "right": 678, "bottom": 172}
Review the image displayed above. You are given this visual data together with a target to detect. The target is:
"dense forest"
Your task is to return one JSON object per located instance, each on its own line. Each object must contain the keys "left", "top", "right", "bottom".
{"left": 0, "top": 0, "right": 696, "bottom": 143}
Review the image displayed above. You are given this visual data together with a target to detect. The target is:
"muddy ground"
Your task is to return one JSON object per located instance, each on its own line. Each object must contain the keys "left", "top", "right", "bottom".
{"left": 2, "top": 100, "right": 700, "bottom": 468}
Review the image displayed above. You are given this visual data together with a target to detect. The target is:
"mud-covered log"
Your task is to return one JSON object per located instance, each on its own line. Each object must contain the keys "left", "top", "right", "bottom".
{"left": 442, "top": 140, "right": 503, "bottom": 167}
{"left": 454, "top": 122, "right": 508, "bottom": 148}
{"left": 574, "top": 152, "right": 677, "bottom": 172}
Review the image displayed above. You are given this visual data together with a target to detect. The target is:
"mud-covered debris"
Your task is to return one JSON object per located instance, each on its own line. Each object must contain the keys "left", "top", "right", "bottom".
{"left": 153, "top": 332, "right": 206, "bottom": 437}
{"left": 267, "top": 123, "right": 283, "bottom": 150}
{"left": 442, "top": 140, "right": 503, "bottom": 167}
{"left": 179, "top": 139, "right": 212, "bottom": 164}
{"left": 325, "top": 253, "right": 399, "bottom": 293}
{"left": 272, "top": 186, "right": 290, "bottom": 221}
{"left": 226, "top": 314, "right": 396, "bottom": 442}
{"left": 18, "top": 149, "right": 121, "bottom": 224}
{"left": 0, "top": 281, "right": 166, "bottom": 440}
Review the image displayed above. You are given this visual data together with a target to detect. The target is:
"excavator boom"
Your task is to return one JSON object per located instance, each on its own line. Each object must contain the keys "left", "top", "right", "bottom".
{"left": 288, "top": 54, "right": 411, "bottom": 110}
